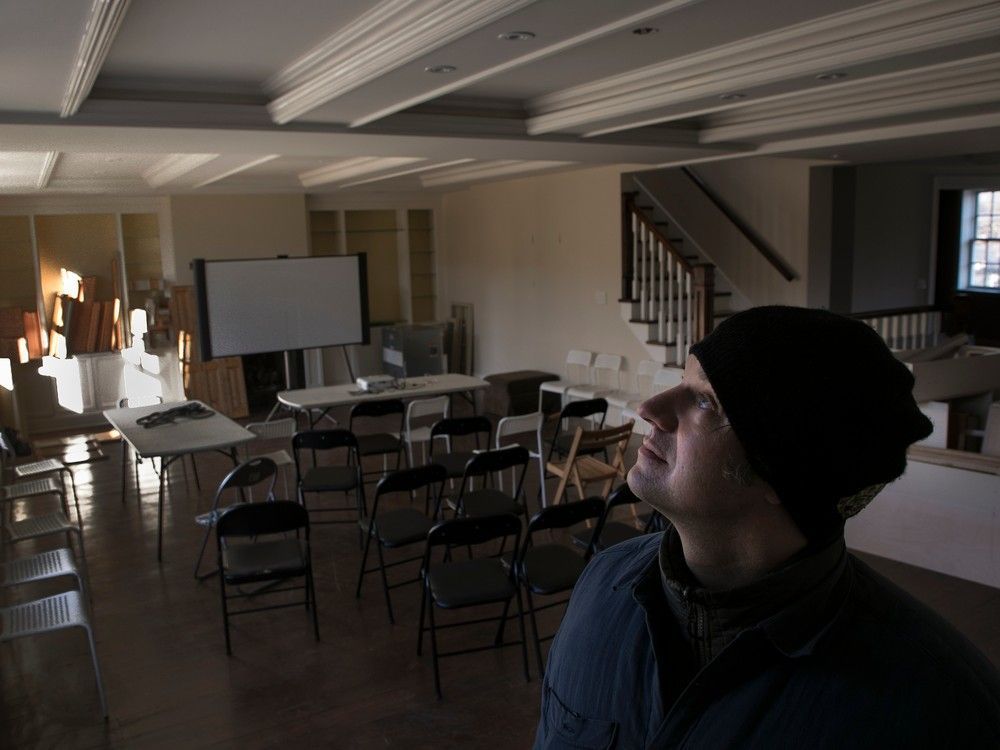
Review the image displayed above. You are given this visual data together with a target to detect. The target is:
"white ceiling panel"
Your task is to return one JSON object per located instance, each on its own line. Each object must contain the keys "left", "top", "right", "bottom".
{"left": 0, "top": 152, "right": 50, "bottom": 187}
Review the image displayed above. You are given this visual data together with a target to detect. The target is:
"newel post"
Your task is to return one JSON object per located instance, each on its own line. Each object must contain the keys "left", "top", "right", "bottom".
{"left": 692, "top": 264, "right": 715, "bottom": 342}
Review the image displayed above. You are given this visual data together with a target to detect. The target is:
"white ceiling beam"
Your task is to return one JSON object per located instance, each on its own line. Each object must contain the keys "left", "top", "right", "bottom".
{"left": 142, "top": 153, "right": 219, "bottom": 188}
{"left": 527, "top": 0, "right": 1000, "bottom": 135}
{"left": 192, "top": 155, "right": 281, "bottom": 189}
{"left": 36, "top": 152, "right": 60, "bottom": 190}
{"left": 60, "top": 0, "right": 132, "bottom": 117}
{"left": 338, "top": 159, "right": 475, "bottom": 188}
{"left": 348, "top": 0, "right": 702, "bottom": 128}
{"left": 266, "top": 0, "right": 536, "bottom": 125}
{"left": 420, "top": 159, "right": 573, "bottom": 187}
{"left": 299, "top": 156, "right": 426, "bottom": 188}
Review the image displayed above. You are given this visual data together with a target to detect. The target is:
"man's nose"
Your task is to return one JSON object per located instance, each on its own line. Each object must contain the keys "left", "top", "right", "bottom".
{"left": 637, "top": 387, "right": 681, "bottom": 432}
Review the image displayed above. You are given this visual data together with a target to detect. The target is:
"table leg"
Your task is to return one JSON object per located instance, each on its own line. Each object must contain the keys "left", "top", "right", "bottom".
{"left": 157, "top": 460, "right": 166, "bottom": 562}
{"left": 120, "top": 440, "right": 128, "bottom": 505}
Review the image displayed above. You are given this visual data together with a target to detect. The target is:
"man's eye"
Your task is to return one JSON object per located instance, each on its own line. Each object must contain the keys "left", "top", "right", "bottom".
{"left": 696, "top": 393, "right": 715, "bottom": 410}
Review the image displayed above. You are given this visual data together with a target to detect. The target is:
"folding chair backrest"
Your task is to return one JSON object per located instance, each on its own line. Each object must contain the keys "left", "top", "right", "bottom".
{"left": 430, "top": 415, "right": 491, "bottom": 441}
{"left": 407, "top": 395, "right": 450, "bottom": 423}
{"left": 463, "top": 445, "right": 529, "bottom": 478}
{"left": 495, "top": 412, "right": 544, "bottom": 450}
{"left": 573, "top": 422, "right": 635, "bottom": 457}
{"left": 565, "top": 350, "right": 593, "bottom": 384}
{"left": 591, "top": 354, "right": 623, "bottom": 389}
{"left": 292, "top": 429, "right": 359, "bottom": 453}
{"left": 216, "top": 499, "right": 308, "bottom": 538}
{"left": 376, "top": 463, "right": 447, "bottom": 498}
{"left": 247, "top": 417, "right": 296, "bottom": 441}
{"left": 652, "top": 367, "right": 683, "bottom": 393}
{"left": 527, "top": 497, "right": 604, "bottom": 535}
{"left": 560, "top": 398, "right": 608, "bottom": 424}
{"left": 218, "top": 457, "right": 278, "bottom": 494}
{"left": 426, "top": 513, "right": 522, "bottom": 550}
{"left": 588, "top": 483, "right": 644, "bottom": 549}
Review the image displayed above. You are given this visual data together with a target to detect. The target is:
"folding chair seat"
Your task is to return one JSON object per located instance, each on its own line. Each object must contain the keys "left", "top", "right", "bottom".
{"left": 571, "top": 483, "right": 650, "bottom": 552}
{"left": 547, "top": 422, "right": 634, "bottom": 506}
{"left": 194, "top": 457, "right": 277, "bottom": 579}
{"left": 292, "top": 429, "right": 366, "bottom": 533}
{"left": 1, "top": 548, "right": 85, "bottom": 595}
{"left": 398, "top": 396, "right": 450, "bottom": 466}
{"left": 356, "top": 463, "right": 446, "bottom": 624}
{"left": 215, "top": 500, "right": 319, "bottom": 655}
{"left": 245, "top": 417, "right": 297, "bottom": 498}
{"left": 451, "top": 445, "right": 530, "bottom": 520}
{"left": 565, "top": 353, "right": 623, "bottom": 402}
{"left": 2, "top": 477, "right": 87, "bottom": 569}
{"left": 495, "top": 411, "right": 548, "bottom": 508}
{"left": 418, "top": 513, "right": 530, "bottom": 697}
{"left": 511, "top": 498, "right": 604, "bottom": 676}
{"left": 349, "top": 399, "right": 406, "bottom": 480}
{"left": 428, "top": 416, "right": 492, "bottom": 480}
{"left": 0, "top": 590, "right": 107, "bottom": 717}
{"left": 2, "top": 476, "right": 72, "bottom": 520}
{"left": 538, "top": 350, "right": 593, "bottom": 412}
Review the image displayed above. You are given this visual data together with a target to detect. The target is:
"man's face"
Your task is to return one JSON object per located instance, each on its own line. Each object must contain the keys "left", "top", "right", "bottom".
{"left": 627, "top": 355, "right": 758, "bottom": 523}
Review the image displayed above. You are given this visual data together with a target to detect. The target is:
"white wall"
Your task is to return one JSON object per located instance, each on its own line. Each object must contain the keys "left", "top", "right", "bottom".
{"left": 168, "top": 194, "right": 309, "bottom": 284}
{"left": 439, "top": 165, "right": 653, "bottom": 379}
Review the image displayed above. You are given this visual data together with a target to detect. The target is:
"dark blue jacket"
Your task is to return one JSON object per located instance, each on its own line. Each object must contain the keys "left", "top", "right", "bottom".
{"left": 534, "top": 533, "right": 1000, "bottom": 749}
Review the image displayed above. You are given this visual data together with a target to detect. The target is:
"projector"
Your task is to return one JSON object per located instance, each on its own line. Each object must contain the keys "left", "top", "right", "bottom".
{"left": 356, "top": 374, "right": 397, "bottom": 393}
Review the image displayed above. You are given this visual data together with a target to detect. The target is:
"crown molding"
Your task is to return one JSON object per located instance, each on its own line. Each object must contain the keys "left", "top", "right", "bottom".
{"left": 701, "top": 53, "right": 1000, "bottom": 143}
{"left": 339, "top": 159, "right": 474, "bottom": 188}
{"left": 347, "top": 0, "right": 701, "bottom": 128}
{"left": 192, "top": 155, "right": 281, "bottom": 188}
{"left": 298, "top": 156, "right": 426, "bottom": 188}
{"left": 142, "top": 154, "right": 219, "bottom": 188}
{"left": 420, "top": 159, "right": 573, "bottom": 187}
{"left": 527, "top": 0, "right": 1000, "bottom": 135}
{"left": 37, "top": 152, "right": 60, "bottom": 189}
{"left": 266, "top": 0, "right": 534, "bottom": 125}
{"left": 60, "top": 0, "right": 132, "bottom": 117}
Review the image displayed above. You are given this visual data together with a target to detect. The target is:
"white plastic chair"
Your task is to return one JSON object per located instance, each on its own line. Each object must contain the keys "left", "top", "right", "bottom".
{"left": 495, "top": 411, "right": 548, "bottom": 509}
{"left": 1, "top": 548, "right": 87, "bottom": 598}
{"left": 245, "top": 417, "right": 297, "bottom": 499}
{"left": 565, "top": 353, "right": 623, "bottom": 402}
{"left": 604, "top": 359, "right": 661, "bottom": 425}
{"left": 399, "top": 395, "right": 450, "bottom": 466}
{"left": 624, "top": 367, "right": 684, "bottom": 435}
{"left": 538, "top": 350, "right": 594, "bottom": 411}
{"left": 0, "top": 590, "right": 107, "bottom": 717}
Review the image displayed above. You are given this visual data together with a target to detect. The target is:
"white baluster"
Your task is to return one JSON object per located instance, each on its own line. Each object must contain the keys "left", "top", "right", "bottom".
{"left": 631, "top": 213, "right": 639, "bottom": 301}
{"left": 890, "top": 316, "right": 900, "bottom": 349}
{"left": 685, "top": 271, "right": 693, "bottom": 358}
{"left": 667, "top": 254, "right": 675, "bottom": 344}
{"left": 901, "top": 315, "right": 911, "bottom": 350}
{"left": 639, "top": 225, "right": 647, "bottom": 320}
{"left": 918, "top": 312, "right": 928, "bottom": 348}
{"left": 657, "top": 241, "right": 665, "bottom": 342}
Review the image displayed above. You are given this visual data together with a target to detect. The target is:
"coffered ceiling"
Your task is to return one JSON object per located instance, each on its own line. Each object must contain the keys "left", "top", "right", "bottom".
{"left": 0, "top": 0, "right": 998, "bottom": 195}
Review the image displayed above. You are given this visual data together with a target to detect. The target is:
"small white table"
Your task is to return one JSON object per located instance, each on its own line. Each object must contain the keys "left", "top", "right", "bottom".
{"left": 277, "top": 374, "right": 490, "bottom": 426}
{"left": 103, "top": 400, "right": 254, "bottom": 561}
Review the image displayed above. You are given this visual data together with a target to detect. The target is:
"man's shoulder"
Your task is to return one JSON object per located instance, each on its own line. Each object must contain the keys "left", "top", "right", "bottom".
{"left": 581, "top": 532, "right": 662, "bottom": 587}
{"left": 835, "top": 555, "right": 1000, "bottom": 714}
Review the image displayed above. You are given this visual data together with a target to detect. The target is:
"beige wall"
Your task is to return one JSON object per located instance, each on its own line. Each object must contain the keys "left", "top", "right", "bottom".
{"left": 439, "top": 165, "right": 653, "bottom": 379}
{"left": 169, "top": 194, "right": 309, "bottom": 284}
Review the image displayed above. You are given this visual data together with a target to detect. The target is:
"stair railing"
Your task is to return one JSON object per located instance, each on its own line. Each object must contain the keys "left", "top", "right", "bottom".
{"left": 853, "top": 305, "right": 943, "bottom": 350}
{"left": 624, "top": 195, "right": 714, "bottom": 365}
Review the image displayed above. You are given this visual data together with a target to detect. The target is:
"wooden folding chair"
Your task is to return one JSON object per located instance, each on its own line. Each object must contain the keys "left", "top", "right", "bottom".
{"left": 546, "top": 421, "right": 634, "bottom": 505}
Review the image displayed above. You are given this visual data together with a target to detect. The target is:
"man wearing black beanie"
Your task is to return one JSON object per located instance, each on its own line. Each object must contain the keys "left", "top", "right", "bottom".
{"left": 534, "top": 306, "right": 1000, "bottom": 749}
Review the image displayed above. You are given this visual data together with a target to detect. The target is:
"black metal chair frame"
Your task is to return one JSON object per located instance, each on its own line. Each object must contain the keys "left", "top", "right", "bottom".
{"left": 355, "top": 463, "right": 447, "bottom": 624}
{"left": 215, "top": 500, "right": 319, "bottom": 655}
{"left": 571, "top": 482, "right": 648, "bottom": 553}
{"left": 516, "top": 498, "right": 604, "bottom": 677}
{"left": 417, "top": 513, "right": 530, "bottom": 698}
{"left": 348, "top": 399, "right": 406, "bottom": 482}
{"left": 543, "top": 397, "right": 609, "bottom": 464}
{"left": 451, "top": 445, "right": 531, "bottom": 525}
{"left": 194, "top": 457, "right": 277, "bottom": 580}
{"left": 292, "top": 429, "right": 367, "bottom": 538}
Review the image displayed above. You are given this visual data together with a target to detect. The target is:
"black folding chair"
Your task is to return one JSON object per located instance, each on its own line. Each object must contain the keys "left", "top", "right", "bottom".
{"left": 428, "top": 416, "right": 492, "bottom": 481}
{"left": 194, "top": 457, "right": 277, "bottom": 579}
{"left": 571, "top": 483, "right": 651, "bottom": 553}
{"left": 418, "top": 513, "right": 530, "bottom": 698}
{"left": 215, "top": 500, "right": 319, "bottom": 655}
{"left": 292, "top": 430, "right": 366, "bottom": 537}
{"left": 349, "top": 399, "right": 406, "bottom": 481}
{"left": 451, "top": 445, "right": 530, "bottom": 521}
{"left": 514, "top": 498, "right": 604, "bottom": 676}
{"left": 355, "top": 463, "right": 447, "bottom": 624}
{"left": 544, "top": 397, "right": 608, "bottom": 462}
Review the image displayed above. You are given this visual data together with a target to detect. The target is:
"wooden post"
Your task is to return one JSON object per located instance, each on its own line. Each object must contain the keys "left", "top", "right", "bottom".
{"left": 621, "top": 194, "right": 634, "bottom": 302}
{"left": 692, "top": 264, "right": 715, "bottom": 343}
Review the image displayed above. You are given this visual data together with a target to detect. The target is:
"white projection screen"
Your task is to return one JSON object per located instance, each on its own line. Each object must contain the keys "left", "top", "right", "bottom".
{"left": 193, "top": 255, "right": 369, "bottom": 360}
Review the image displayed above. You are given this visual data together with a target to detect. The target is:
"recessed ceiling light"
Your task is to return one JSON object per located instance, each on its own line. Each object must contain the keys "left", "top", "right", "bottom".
{"left": 816, "top": 72, "right": 848, "bottom": 81}
{"left": 498, "top": 31, "right": 535, "bottom": 41}
{"left": 424, "top": 64, "right": 457, "bottom": 74}
{"left": 719, "top": 92, "right": 747, "bottom": 101}
{"left": 632, "top": 27, "right": 659, "bottom": 35}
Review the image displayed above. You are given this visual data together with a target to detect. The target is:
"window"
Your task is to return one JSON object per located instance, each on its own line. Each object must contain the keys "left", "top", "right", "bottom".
{"left": 964, "top": 190, "right": 1000, "bottom": 291}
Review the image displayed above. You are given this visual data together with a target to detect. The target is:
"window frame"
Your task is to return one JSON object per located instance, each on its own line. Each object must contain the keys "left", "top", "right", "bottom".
{"left": 958, "top": 188, "right": 1000, "bottom": 294}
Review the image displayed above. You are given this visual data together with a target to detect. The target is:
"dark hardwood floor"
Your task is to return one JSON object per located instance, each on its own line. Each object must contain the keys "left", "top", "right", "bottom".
{"left": 3, "top": 408, "right": 998, "bottom": 748}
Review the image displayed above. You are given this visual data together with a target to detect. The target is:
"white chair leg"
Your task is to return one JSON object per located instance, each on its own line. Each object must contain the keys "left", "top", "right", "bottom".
{"left": 82, "top": 622, "right": 108, "bottom": 718}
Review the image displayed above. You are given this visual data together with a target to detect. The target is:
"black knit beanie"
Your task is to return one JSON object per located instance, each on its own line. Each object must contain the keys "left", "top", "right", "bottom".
{"left": 689, "top": 305, "right": 932, "bottom": 541}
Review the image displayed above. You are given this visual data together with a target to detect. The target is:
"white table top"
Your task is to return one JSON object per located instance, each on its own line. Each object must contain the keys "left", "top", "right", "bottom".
{"left": 102, "top": 400, "right": 255, "bottom": 458}
{"left": 277, "top": 373, "right": 489, "bottom": 411}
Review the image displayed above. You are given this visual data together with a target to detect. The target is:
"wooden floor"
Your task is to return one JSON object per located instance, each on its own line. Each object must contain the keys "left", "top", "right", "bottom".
{"left": 3, "top": 409, "right": 999, "bottom": 749}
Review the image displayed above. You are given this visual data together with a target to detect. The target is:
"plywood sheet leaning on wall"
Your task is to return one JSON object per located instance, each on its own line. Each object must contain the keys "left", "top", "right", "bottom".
{"left": 170, "top": 286, "right": 248, "bottom": 418}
